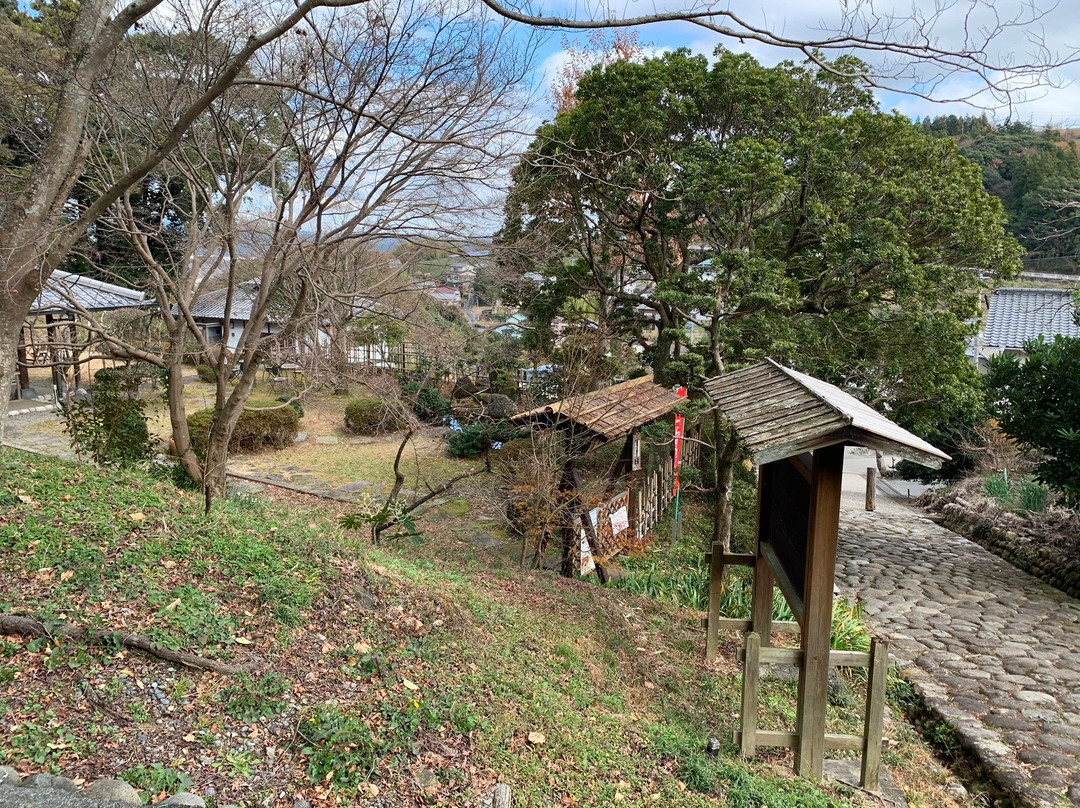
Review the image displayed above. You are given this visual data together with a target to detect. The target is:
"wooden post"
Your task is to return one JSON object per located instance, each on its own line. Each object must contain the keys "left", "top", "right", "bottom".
{"left": 740, "top": 631, "right": 761, "bottom": 757}
{"left": 861, "top": 639, "right": 889, "bottom": 790}
{"left": 750, "top": 551, "right": 774, "bottom": 647}
{"left": 16, "top": 328, "right": 30, "bottom": 394}
{"left": 705, "top": 542, "right": 725, "bottom": 661}
{"left": 865, "top": 467, "right": 877, "bottom": 512}
{"left": 750, "top": 469, "right": 773, "bottom": 646}
{"left": 794, "top": 443, "right": 845, "bottom": 780}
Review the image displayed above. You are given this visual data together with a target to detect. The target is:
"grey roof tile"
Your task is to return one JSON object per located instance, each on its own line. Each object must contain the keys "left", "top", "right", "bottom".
{"left": 983, "top": 287, "right": 1080, "bottom": 349}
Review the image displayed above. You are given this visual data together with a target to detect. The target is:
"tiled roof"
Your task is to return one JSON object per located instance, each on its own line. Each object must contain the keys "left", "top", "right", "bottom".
{"left": 983, "top": 287, "right": 1080, "bottom": 350}
{"left": 31, "top": 270, "right": 146, "bottom": 315}
{"left": 703, "top": 359, "right": 949, "bottom": 468}
{"left": 190, "top": 281, "right": 260, "bottom": 321}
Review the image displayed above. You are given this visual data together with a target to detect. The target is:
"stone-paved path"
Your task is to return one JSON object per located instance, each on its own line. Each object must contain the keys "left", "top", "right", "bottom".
{"left": 837, "top": 487, "right": 1080, "bottom": 807}
{"left": 2, "top": 410, "right": 75, "bottom": 461}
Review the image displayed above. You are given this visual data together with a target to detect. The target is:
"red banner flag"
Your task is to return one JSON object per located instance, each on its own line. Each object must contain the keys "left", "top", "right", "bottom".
{"left": 672, "top": 386, "right": 687, "bottom": 496}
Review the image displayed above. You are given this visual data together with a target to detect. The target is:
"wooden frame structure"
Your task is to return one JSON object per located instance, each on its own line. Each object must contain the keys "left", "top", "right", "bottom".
{"left": 703, "top": 360, "right": 949, "bottom": 786}
{"left": 511, "top": 376, "right": 687, "bottom": 577}
{"left": 15, "top": 271, "right": 147, "bottom": 405}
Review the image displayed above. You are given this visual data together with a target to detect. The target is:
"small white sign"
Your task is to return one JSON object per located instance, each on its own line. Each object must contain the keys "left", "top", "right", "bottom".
{"left": 579, "top": 529, "right": 596, "bottom": 575}
{"left": 610, "top": 506, "right": 629, "bottom": 536}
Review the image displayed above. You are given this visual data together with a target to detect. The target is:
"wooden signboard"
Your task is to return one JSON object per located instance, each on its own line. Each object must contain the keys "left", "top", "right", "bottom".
{"left": 757, "top": 454, "right": 812, "bottom": 623}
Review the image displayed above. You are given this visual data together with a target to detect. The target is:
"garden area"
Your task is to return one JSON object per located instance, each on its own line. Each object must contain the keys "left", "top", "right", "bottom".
{"left": 0, "top": 450, "right": 989, "bottom": 808}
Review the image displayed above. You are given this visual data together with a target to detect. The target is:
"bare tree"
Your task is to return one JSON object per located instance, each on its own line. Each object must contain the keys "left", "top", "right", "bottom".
{"left": 0, "top": 0, "right": 1075, "bottom": 435}
{"left": 66, "top": 0, "right": 532, "bottom": 501}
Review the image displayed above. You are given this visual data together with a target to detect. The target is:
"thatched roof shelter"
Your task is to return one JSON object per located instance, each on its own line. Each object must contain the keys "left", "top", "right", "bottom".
{"left": 512, "top": 375, "right": 684, "bottom": 446}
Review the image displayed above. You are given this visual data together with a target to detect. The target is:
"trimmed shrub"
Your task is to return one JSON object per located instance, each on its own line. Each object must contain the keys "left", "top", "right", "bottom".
{"left": 276, "top": 395, "right": 304, "bottom": 419}
{"left": 196, "top": 363, "right": 217, "bottom": 383}
{"left": 447, "top": 420, "right": 522, "bottom": 459}
{"left": 187, "top": 405, "right": 299, "bottom": 454}
{"left": 401, "top": 382, "right": 451, "bottom": 423}
{"left": 344, "top": 396, "right": 404, "bottom": 436}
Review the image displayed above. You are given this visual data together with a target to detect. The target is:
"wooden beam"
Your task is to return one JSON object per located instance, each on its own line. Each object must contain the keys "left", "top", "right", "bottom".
{"left": 865, "top": 467, "right": 877, "bottom": 512}
{"left": 732, "top": 730, "right": 865, "bottom": 753}
{"left": 739, "top": 632, "right": 761, "bottom": 757}
{"left": 710, "top": 618, "right": 800, "bottom": 634}
{"left": 861, "top": 639, "right": 889, "bottom": 790}
{"left": 704, "top": 552, "right": 755, "bottom": 567}
{"left": 795, "top": 443, "right": 845, "bottom": 781}
{"left": 736, "top": 647, "right": 879, "bottom": 668}
{"left": 760, "top": 542, "right": 804, "bottom": 626}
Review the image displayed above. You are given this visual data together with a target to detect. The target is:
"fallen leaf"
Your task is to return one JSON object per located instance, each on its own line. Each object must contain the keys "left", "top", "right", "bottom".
{"left": 321, "top": 642, "right": 333, "bottom": 654}
{"left": 183, "top": 734, "right": 196, "bottom": 742}
{"left": 17, "top": 495, "right": 37, "bottom": 505}
{"left": 162, "top": 560, "right": 177, "bottom": 569}
{"left": 163, "top": 598, "right": 182, "bottom": 612}
{"left": 129, "top": 513, "right": 146, "bottom": 523}
{"left": 234, "top": 637, "right": 253, "bottom": 645}
{"left": 527, "top": 731, "right": 546, "bottom": 746}
{"left": 60, "top": 570, "right": 74, "bottom": 582}
{"left": 353, "top": 641, "right": 371, "bottom": 654}
{"left": 402, "top": 678, "right": 420, "bottom": 691}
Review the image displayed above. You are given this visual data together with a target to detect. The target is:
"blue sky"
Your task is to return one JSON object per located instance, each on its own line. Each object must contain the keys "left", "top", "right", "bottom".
{"left": 523, "top": 0, "right": 1080, "bottom": 127}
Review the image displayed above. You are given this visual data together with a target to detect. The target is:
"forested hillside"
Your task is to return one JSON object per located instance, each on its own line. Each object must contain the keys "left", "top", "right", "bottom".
{"left": 921, "top": 115, "right": 1080, "bottom": 270}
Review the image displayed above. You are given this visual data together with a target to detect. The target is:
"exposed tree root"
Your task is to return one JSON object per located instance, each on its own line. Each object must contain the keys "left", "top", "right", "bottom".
{"left": 0, "top": 614, "right": 248, "bottom": 674}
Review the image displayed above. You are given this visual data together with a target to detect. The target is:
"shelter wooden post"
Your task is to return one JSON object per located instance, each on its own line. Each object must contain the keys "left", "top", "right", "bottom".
{"left": 16, "top": 328, "right": 30, "bottom": 393}
{"left": 705, "top": 543, "right": 725, "bottom": 661}
{"left": 739, "top": 632, "right": 761, "bottom": 756}
{"left": 750, "top": 470, "right": 773, "bottom": 646}
{"left": 794, "top": 443, "right": 845, "bottom": 780}
{"left": 861, "top": 638, "right": 889, "bottom": 790}
{"left": 865, "top": 467, "right": 877, "bottom": 512}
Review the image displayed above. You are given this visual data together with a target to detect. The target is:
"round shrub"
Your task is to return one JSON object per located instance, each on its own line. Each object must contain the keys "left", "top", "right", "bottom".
{"left": 187, "top": 405, "right": 300, "bottom": 454}
{"left": 196, "top": 363, "right": 217, "bottom": 383}
{"left": 344, "top": 396, "right": 405, "bottom": 436}
{"left": 276, "top": 395, "right": 304, "bottom": 419}
{"left": 447, "top": 420, "right": 522, "bottom": 459}
{"left": 401, "top": 382, "right": 451, "bottom": 423}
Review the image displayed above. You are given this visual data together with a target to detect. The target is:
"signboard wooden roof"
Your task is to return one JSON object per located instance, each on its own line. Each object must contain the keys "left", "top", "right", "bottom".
{"left": 512, "top": 375, "right": 684, "bottom": 444}
{"left": 703, "top": 359, "right": 949, "bottom": 469}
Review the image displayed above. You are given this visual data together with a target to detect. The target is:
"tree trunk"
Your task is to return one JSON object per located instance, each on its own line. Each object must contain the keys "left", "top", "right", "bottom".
{"left": 165, "top": 354, "right": 202, "bottom": 485}
{"left": 0, "top": 277, "right": 41, "bottom": 440}
{"left": 711, "top": 410, "right": 740, "bottom": 553}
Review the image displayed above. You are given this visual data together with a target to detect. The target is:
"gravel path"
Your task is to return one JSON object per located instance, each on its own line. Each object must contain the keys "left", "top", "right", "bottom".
{"left": 836, "top": 482, "right": 1080, "bottom": 807}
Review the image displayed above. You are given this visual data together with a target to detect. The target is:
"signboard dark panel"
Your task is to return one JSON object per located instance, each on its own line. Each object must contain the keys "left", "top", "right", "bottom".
{"left": 759, "top": 455, "right": 811, "bottom": 607}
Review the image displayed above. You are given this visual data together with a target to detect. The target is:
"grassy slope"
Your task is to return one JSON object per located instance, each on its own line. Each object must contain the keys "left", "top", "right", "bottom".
{"left": 0, "top": 451, "right": 962, "bottom": 808}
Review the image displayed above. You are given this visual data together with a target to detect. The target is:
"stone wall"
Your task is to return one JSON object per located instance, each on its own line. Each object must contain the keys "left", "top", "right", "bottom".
{"left": 923, "top": 492, "right": 1080, "bottom": 601}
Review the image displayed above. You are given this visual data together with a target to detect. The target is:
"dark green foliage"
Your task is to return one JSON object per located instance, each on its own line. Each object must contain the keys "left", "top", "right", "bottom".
{"left": 219, "top": 673, "right": 290, "bottom": 723}
{"left": 447, "top": 421, "right": 522, "bottom": 459}
{"left": 987, "top": 337, "right": 1080, "bottom": 505}
{"left": 276, "top": 394, "right": 304, "bottom": 419}
{"left": 195, "top": 363, "right": 217, "bottom": 383}
{"left": 401, "top": 382, "right": 451, "bottom": 422}
{"left": 64, "top": 366, "right": 154, "bottom": 467}
{"left": 119, "top": 764, "right": 193, "bottom": 796}
{"left": 187, "top": 405, "right": 299, "bottom": 454}
{"left": 344, "top": 396, "right": 404, "bottom": 435}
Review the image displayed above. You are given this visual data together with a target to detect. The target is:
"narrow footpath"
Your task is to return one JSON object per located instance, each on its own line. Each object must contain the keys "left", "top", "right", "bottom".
{"left": 838, "top": 451, "right": 1080, "bottom": 808}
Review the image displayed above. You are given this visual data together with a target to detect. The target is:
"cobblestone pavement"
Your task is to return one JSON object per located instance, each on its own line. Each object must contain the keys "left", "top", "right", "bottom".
{"left": 837, "top": 498, "right": 1080, "bottom": 807}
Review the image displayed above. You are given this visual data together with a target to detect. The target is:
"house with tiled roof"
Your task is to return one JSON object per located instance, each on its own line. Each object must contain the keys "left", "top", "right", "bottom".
{"left": 973, "top": 287, "right": 1080, "bottom": 368}
{"left": 190, "top": 281, "right": 286, "bottom": 351}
